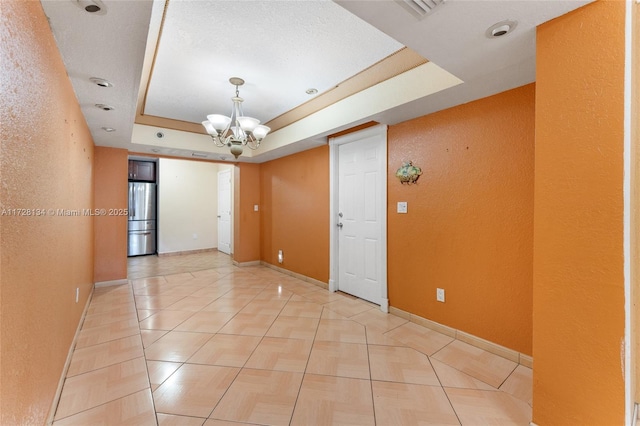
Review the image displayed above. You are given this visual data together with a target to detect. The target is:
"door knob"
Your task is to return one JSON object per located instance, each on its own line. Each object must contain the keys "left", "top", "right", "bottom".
{"left": 337, "top": 222, "right": 343, "bottom": 229}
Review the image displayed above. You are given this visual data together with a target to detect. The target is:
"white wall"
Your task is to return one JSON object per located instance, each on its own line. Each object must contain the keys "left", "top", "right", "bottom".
{"left": 158, "top": 158, "right": 219, "bottom": 254}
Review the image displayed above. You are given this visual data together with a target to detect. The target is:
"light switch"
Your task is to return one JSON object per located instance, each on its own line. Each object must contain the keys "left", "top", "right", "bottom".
{"left": 254, "top": 204, "right": 259, "bottom": 212}
{"left": 397, "top": 201, "right": 408, "bottom": 214}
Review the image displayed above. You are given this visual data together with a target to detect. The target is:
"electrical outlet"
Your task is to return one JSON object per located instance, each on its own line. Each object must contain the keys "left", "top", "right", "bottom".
{"left": 75, "top": 287, "right": 79, "bottom": 303}
{"left": 254, "top": 204, "right": 259, "bottom": 212}
{"left": 193, "top": 233, "right": 198, "bottom": 239}
{"left": 397, "top": 201, "right": 408, "bottom": 214}
{"left": 277, "top": 250, "right": 284, "bottom": 264}
{"left": 436, "top": 288, "right": 445, "bottom": 302}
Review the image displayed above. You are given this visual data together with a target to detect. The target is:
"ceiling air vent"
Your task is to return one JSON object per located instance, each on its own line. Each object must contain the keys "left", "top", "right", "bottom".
{"left": 397, "top": 0, "right": 445, "bottom": 19}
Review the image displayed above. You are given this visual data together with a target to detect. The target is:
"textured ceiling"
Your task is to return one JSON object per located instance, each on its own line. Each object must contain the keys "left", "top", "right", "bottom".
{"left": 143, "top": 0, "right": 404, "bottom": 125}
{"left": 40, "top": 0, "right": 153, "bottom": 151}
{"left": 40, "top": 0, "right": 593, "bottom": 162}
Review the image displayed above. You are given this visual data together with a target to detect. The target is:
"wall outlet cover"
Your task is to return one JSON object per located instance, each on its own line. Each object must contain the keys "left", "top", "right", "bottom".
{"left": 436, "top": 288, "right": 445, "bottom": 302}
{"left": 397, "top": 201, "right": 408, "bottom": 214}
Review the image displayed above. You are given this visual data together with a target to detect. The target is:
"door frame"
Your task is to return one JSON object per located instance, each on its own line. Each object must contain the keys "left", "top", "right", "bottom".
{"left": 217, "top": 168, "right": 232, "bottom": 255}
{"left": 328, "top": 124, "right": 389, "bottom": 312}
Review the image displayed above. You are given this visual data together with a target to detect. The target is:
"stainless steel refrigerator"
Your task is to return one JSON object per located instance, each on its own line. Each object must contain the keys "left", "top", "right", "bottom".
{"left": 128, "top": 182, "right": 156, "bottom": 256}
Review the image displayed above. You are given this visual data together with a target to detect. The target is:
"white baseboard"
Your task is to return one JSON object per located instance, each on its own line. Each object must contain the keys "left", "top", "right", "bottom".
{"left": 157, "top": 247, "right": 217, "bottom": 257}
{"left": 46, "top": 285, "right": 94, "bottom": 425}
{"left": 389, "top": 305, "right": 533, "bottom": 367}
{"left": 94, "top": 278, "right": 128, "bottom": 288}
{"left": 233, "top": 260, "right": 261, "bottom": 267}
{"left": 380, "top": 298, "right": 389, "bottom": 313}
{"left": 520, "top": 353, "right": 533, "bottom": 369}
{"left": 259, "top": 261, "right": 328, "bottom": 290}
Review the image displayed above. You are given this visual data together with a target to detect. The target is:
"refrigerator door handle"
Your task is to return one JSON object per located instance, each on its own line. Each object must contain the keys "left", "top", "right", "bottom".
{"left": 129, "top": 231, "right": 152, "bottom": 235}
{"left": 128, "top": 185, "right": 134, "bottom": 219}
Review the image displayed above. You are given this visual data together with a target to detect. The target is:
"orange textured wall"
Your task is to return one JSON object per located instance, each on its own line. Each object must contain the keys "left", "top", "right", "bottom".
{"left": 260, "top": 146, "right": 330, "bottom": 282}
{"left": 533, "top": 2, "right": 626, "bottom": 424}
{"left": 94, "top": 147, "right": 128, "bottom": 282}
{"left": 0, "top": 1, "right": 95, "bottom": 423}
{"left": 233, "top": 163, "right": 261, "bottom": 263}
{"left": 388, "top": 84, "right": 535, "bottom": 354}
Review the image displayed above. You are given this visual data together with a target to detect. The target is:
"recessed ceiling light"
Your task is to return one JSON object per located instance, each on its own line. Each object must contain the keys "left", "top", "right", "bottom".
{"left": 72, "top": 0, "right": 107, "bottom": 15}
{"left": 486, "top": 20, "right": 518, "bottom": 39}
{"left": 90, "top": 77, "right": 113, "bottom": 88}
{"left": 95, "top": 104, "right": 114, "bottom": 111}
{"left": 101, "top": 127, "right": 115, "bottom": 132}
{"left": 306, "top": 88, "right": 318, "bottom": 95}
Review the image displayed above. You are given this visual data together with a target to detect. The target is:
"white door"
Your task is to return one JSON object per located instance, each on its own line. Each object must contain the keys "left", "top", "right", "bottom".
{"left": 217, "top": 169, "right": 232, "bottom": 255}
{"left": 330, "top": 125, "right": 388, "bottom": 311}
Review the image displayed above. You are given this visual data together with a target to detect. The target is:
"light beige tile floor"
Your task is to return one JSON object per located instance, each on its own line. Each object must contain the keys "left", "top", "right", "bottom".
{"left": 52, "top": 251, "right": 533, "bottom": 425}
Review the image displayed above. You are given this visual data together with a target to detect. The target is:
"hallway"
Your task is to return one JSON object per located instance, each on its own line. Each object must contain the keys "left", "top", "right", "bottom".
{"left": 51, "top": 252, "right": 532, "bottom": 425}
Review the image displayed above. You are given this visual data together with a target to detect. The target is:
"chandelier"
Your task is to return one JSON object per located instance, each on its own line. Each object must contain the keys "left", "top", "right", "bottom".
{"left": 202, "top": 77, "right": 270, "bottom": 159}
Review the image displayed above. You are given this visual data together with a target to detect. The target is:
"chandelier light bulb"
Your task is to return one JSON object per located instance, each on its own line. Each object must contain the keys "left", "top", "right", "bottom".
{"left": 202, "top": 120, "right": 216, "bottom": 135}
{"left": 206, "top": 114, "right": 231, "bottom": 133}
{"left": 253, "top": 124, "right": 270, "bottom": 141}
{"left": 238, "top": 117, "right": 260, "bottom": 133}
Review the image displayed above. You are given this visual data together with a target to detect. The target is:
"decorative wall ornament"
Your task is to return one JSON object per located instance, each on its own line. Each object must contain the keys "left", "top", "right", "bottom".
{"left": 396, "top": 161, "right": 422, "bottom": 184}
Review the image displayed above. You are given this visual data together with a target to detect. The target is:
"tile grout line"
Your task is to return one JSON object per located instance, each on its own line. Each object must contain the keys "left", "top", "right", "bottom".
{"left": 51, "top": 385, "right": 153, "bottom": 424}
{"left": 191, "top": 275, "right": 288, "bottom": 421}
{"left": 496, "top": 362, "right": 520, "bottom": 391}
{"left": 424, "top": 352, "right": 464, "bottom": 426}
{"left": 286, "top": 305, "right": 324, "bottom": 425}
{"left": 47, "top": 284, "right": 98, "bottom": 424}
{"left": 54, "top": 283, "right": 153, "bottom": 423}
{"left": 133, "top": 276, "right": 180, "bottom": 426}
{"left": 379, "top": 319, "right": 530, "bottom": 405}
{"left": 364, "top": 323, "right": 378, "bottom": 425}
{"left": 127, "top": 253, "right": 531, "bottom": 423}
{"left": 202, "top": 365, "right": 242, "bottom": 421}
{"left": 199, "top": 277, "right": 267, "bottom": 420}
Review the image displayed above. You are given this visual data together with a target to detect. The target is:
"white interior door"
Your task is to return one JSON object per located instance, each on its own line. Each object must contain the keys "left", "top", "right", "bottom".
{"left": 330, "top": 125, "right": 388, "bottom": 311}
{"left": 217, "top": 169, "right": 232, "bottom": 255}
